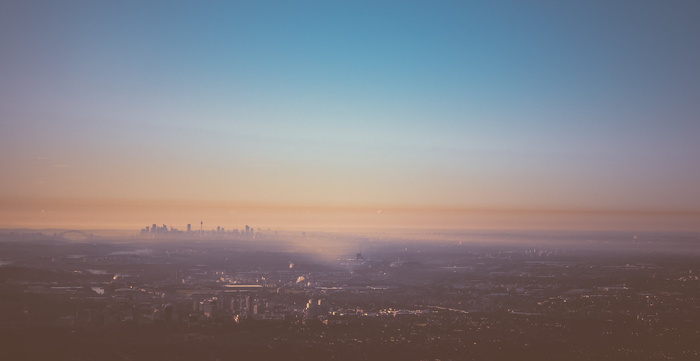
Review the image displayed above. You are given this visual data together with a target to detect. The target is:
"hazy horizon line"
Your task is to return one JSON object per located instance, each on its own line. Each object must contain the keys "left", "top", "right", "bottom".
{"left": 2, "top": 197, "right": 699, "bottom": 232}
{"left": 3, "top": 196, "right": 699, "bottom": 216}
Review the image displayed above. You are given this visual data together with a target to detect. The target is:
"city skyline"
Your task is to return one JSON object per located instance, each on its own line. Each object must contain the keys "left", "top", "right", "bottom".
{"left": 2, "top": 1, "right": 700, "bottom": 231}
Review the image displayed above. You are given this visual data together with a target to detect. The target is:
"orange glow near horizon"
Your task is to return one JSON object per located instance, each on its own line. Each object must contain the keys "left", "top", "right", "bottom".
{"left": 2, "top": 197, "right": 698, "bottom": 233}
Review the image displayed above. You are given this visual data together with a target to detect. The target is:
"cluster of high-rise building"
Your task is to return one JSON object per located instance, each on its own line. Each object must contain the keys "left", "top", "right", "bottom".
{"left": 139, "top": 222, "right": 255, "bottom": 238}
{"left": 195, "top": 293, "right": 266, "bottom": 319}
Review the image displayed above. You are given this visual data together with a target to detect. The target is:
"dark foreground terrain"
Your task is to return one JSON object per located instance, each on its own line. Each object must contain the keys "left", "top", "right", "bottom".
{"left": 1, "top": 229, "right": 699, "bottom": 360}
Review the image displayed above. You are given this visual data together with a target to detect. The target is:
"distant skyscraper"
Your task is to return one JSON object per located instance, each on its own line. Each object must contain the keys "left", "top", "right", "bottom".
{"left": 245, "top": 295, "right": 252, "bottom": 312}
{"left": 187, "top": 224, "right": 191, "bottom": 233}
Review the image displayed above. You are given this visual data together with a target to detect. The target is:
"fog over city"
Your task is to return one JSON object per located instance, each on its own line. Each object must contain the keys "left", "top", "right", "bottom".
{"left": 2, "top": 228, "right": 700, "bottom": 360}
{"left": 2, "top": 1, "right": 700, "bottom": 360}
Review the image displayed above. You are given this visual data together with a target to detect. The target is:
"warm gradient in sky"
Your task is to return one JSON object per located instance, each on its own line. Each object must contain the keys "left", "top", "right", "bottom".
{"left": 2, "top": 1, "right": 700, "bottom": 231}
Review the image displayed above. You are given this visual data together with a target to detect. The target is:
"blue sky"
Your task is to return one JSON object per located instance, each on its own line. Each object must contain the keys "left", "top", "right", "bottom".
{"left": 2, "top": 1, "right": 700, "bottom": 229}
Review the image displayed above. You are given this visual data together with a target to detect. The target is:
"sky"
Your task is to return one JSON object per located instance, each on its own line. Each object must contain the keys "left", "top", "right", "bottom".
{"left": 2, "top": 1, "right": 700, "bottom": 231}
